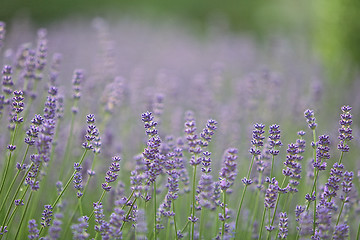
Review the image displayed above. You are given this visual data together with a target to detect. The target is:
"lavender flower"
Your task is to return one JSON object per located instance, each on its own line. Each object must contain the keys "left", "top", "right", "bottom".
{"left": 332, "top": 224, "right": 349, "bottom": 240}
{"left": 35, "top": 29, "right": 48, "bottom": 75}
{"left": 338, "top": 105, "right": 353, "bottom": 152}
{"left": 94, "top": 202, "right": 109, "bottom": 237}
{"left": 72, "top": 69, "right": 84, "bottom": 113}
{"left": 11, "top": 90, "right": 25, "bottom": 123}
{"left": 102, "top": 156, "right": 121, "bottom": 192}
{"left": 82, "top": 114, "right": 99, "bottom": 150}
{"left": 313, "top": 135, "right": 330, "bottom": 171}
{"left": 268, "top": 124, "right": 282, "bottom": 155}
{"left": 73, "top": 163, "right": 84, "bottom": 198}
{"left": 48, "top": 213, "right": 63, "bottom": 240}
{"left": 304, "top": 109, "right": 317, "bottom": 130}
{"left": 28, "top": 219, "right": 39, "bottom": 239}
{"left": 282, "top": 143, "right": 302, "bottom": 193}
{"left": 219, "top": 148, "right": 238, "bottom": 192}
{"left": 199, "top": 119, "right": 217, "bottom": 147}
{"left": 41, "top": 204, "right": 53, "bottom": 227}
{"left": 71, "top": 216, "right": 89, "bottom": 240}
{"left": 323, "top": 163, "right": 344, "bottom": 199}
{"left": 141, "top": 112, "right": 163, "bottom": 184}
{"left": 184, "top": 111, "right": 200, "bottom": 154}
{"left": 108, "top": 202, "right": 125, "bottom": 239}
{"left": 249, "top": 123, "right": 265, "bottom": 156}
{"left": 264, "top": 180, "right": 278, "bottom": 209}
{"left": 278, "top": 212, "right": 288, "bottom": 239}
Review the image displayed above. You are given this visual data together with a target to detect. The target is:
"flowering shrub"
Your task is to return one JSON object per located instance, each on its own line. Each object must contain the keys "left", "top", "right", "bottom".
{"left": 0, "top": 19, "right": 359, "bottom": 239}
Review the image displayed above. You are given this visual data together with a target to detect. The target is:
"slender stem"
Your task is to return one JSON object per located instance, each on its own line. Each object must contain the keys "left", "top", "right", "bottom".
{"left": 173, "top": 201, "right": 178, "bottom": 240}
{"left": 258, "top": 207, "right": 267, "bottom": 240}
{"left": 221, "top": 191, "right": 226, "bottom": 238}
{"left": 39, "top": 149, "right": 88, "bottom": 236}
{"left": 191, "top": 165, "right": 197, "bottom": 240}
{"left": 356, "top": 221, "right": 360, "bottom": 240}
{"left": 88, "top": 190, "right": 107, "bottom": 221}
{"left": 14, "top": 191, "right": 33, "bottom": 239}
{"left": 0, "top": 122, "right": 19, "bottom": 197}
{"left": 120, "top": 197, "right": 138, "bottom": 231}
{"left": 335, "top": 199, "right": 346, "bottom": 226}
{"left": 270, "top": 154, "right": 275, "bottom": 179}
{"left": 235, "top": 155, "right": 256, "bottom": 236}
{"left": 154, "top": 182, "right": 157, "bottom": 240}
{"left": 0, "top": 145, "right": 30, "bottom": 215}
{"left": 59, "top": 109, "right": 77, "bottom": 180}
{"left": 269, "top": 176, "right": 288, "bottom": 229}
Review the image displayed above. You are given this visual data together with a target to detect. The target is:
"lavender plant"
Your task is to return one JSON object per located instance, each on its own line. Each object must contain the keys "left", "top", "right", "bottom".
{"left": 0, "top": 19, "right": 359, "bottom": 240}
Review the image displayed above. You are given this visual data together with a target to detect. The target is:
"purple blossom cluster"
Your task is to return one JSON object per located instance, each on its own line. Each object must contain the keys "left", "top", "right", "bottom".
{"left": 337, "top": 105, "right": 353, "bottom": 152}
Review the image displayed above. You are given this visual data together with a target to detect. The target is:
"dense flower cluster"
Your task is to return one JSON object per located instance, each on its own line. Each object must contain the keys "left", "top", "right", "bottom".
{"left": 338, "top": 105, "right": 353, "bottom": 152}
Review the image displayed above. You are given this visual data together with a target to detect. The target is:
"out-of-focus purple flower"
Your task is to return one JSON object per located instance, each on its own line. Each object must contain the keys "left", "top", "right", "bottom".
{"left": 28, "top": 219, "right": 39, "bottom": 239}
{"left": 333, "top": 224, "right": 349, "bottom": 240}
{"left": 71, "top": 216, "right": 89, "bottom": 240}
{"left": 304, "top": 109, "right": 317, "bottom": 130}
{"left": 48, "top": 213, "right": 63, "bottom": 240}
{"left": 2, "top": 65, "right": 13, "bottom": 97}
{"left": 72, "top": 69, "right": 84, "bottom": 100}
{"left": 35, "top": 29, "right": 48, "bottom": 75}
{"left": 278, "top": 212, "right": 288, "bottom": 239}
{"left": 49, "top": 53, "right": 62, "bottom": 85}
{"left": 0, "top": 21, "right": 5, "bottom": 49}
{"left": 219, "top": 148, "right": 238, "bottom": 192}
{"left": 338, "top": 105, "right": 353, "bottom": 152}
{"left": 108, "top": 202, "right": 125, "bottom": 239}
{"left": 315, "top": 205, "right": 331, "bottom": 239}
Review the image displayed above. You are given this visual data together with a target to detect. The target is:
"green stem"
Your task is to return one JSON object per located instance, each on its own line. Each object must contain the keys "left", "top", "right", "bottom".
{"left": 191, "top": 165, "right": 197, "bottom": 240}
{"left": 154, "top": 182, "right": 157, "bottom": 240}
{"left": 173, "top": 201, "right": 178, "bottom": 240}
{"left": 38, "top": 149, "right": 88, "bottom": 236}
{"left": 258, "top": 207, "right": 267, "bottom": 240}
{"left": 59, "top": 108, "right": 77, "bottom": 181}
{"left": 235, "top": 155, "right": 256, "bottom": 237}
{"left": 0, "top": 122, "right": 19, "bottom": 197}
{"left": 14, "top": 191, "right": 33, "bottom": 239}
{"left": 0, "top": 143, "right": 31, "bottom": 214}
{"left": 335, "top": 199, "right": 346, "bottom": 226}
{"left": 221, "top": 191, "right": 226, "bottom": 239}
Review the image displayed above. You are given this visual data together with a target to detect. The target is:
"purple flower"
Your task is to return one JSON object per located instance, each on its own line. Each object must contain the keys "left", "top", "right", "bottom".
{"left": 333, "top": 224, "right": 349, "bottom": 240}
{"left": 278, "top": 212, "right": 288, "bottom": 239}
{"left": 2, "top": 65, "right": 13, "bottom": 96}
{"left": 73, "top": 163, "right": 84, "bottom": 198}
{"left": 11, "top": 90, "right": 24, "bottom": 123}
{"left": 72, "top": 69, "right": 84, "bottom": 100}
{"left": 249, "top": 123, "right": 265, "bottom": 156}
{"left": 313, "top": 135, "right": 330, "bottom": 171}
{"left": 338, "top": 105, "right": 353, "bottom": 152}
{"left": 41, "top": 205, "right": 53, "bottom": 227}
{"left": 48, "top": 213, "right": 63, "bottom": 240}
{"left": 268, "top": 124, "right": 282, "bottom": 155}
{"left": 282, "top": 143, "right": 302, "bottom": 193}
{"left": 304, "top": 109, "right": 317, "bottom": 130}
{"left": 82, "top": 114, "right": 99, "bottom": 151}
{"left": 28, "top": 219, "right": 39, "bottom": 239}
{"left": 323, "top": 163, "right": 344, "bottom": 199}
{"left": 219, "top": 148, "right": 238, "bottom": 192}
{"left": 264, "top": 180, "right": 278, "bottom": 209}
{"left": 71, "top": 216, "right": 89, "bottom": 240}
{"left": 341, "top": 171, "right": 353, "bottom": 196}
{"left": 199, "top": 119, "right": 217, "bottom": 147}
{"left": 184, "top": 111, "right": 199, "bottom": 154}
{"left": 102, "top": 156, "right": 121, "bottom": 192}
{"left": 35, "top": 29, "right": 48, "bottom": 74}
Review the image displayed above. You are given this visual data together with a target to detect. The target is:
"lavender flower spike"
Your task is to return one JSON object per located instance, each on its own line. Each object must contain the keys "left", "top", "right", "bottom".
{"left": 338, "top": 105, "right": 353, "bottom": 153}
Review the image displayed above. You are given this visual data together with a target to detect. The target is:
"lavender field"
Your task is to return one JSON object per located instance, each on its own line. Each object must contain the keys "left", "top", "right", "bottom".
{"left": 0, "top": 18, "right": 359, "bottom": 239}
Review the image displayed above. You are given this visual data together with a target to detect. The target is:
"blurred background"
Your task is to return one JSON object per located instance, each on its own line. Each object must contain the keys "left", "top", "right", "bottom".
{"left": 1, "top": 0, "right": 360, "bottom": 74}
